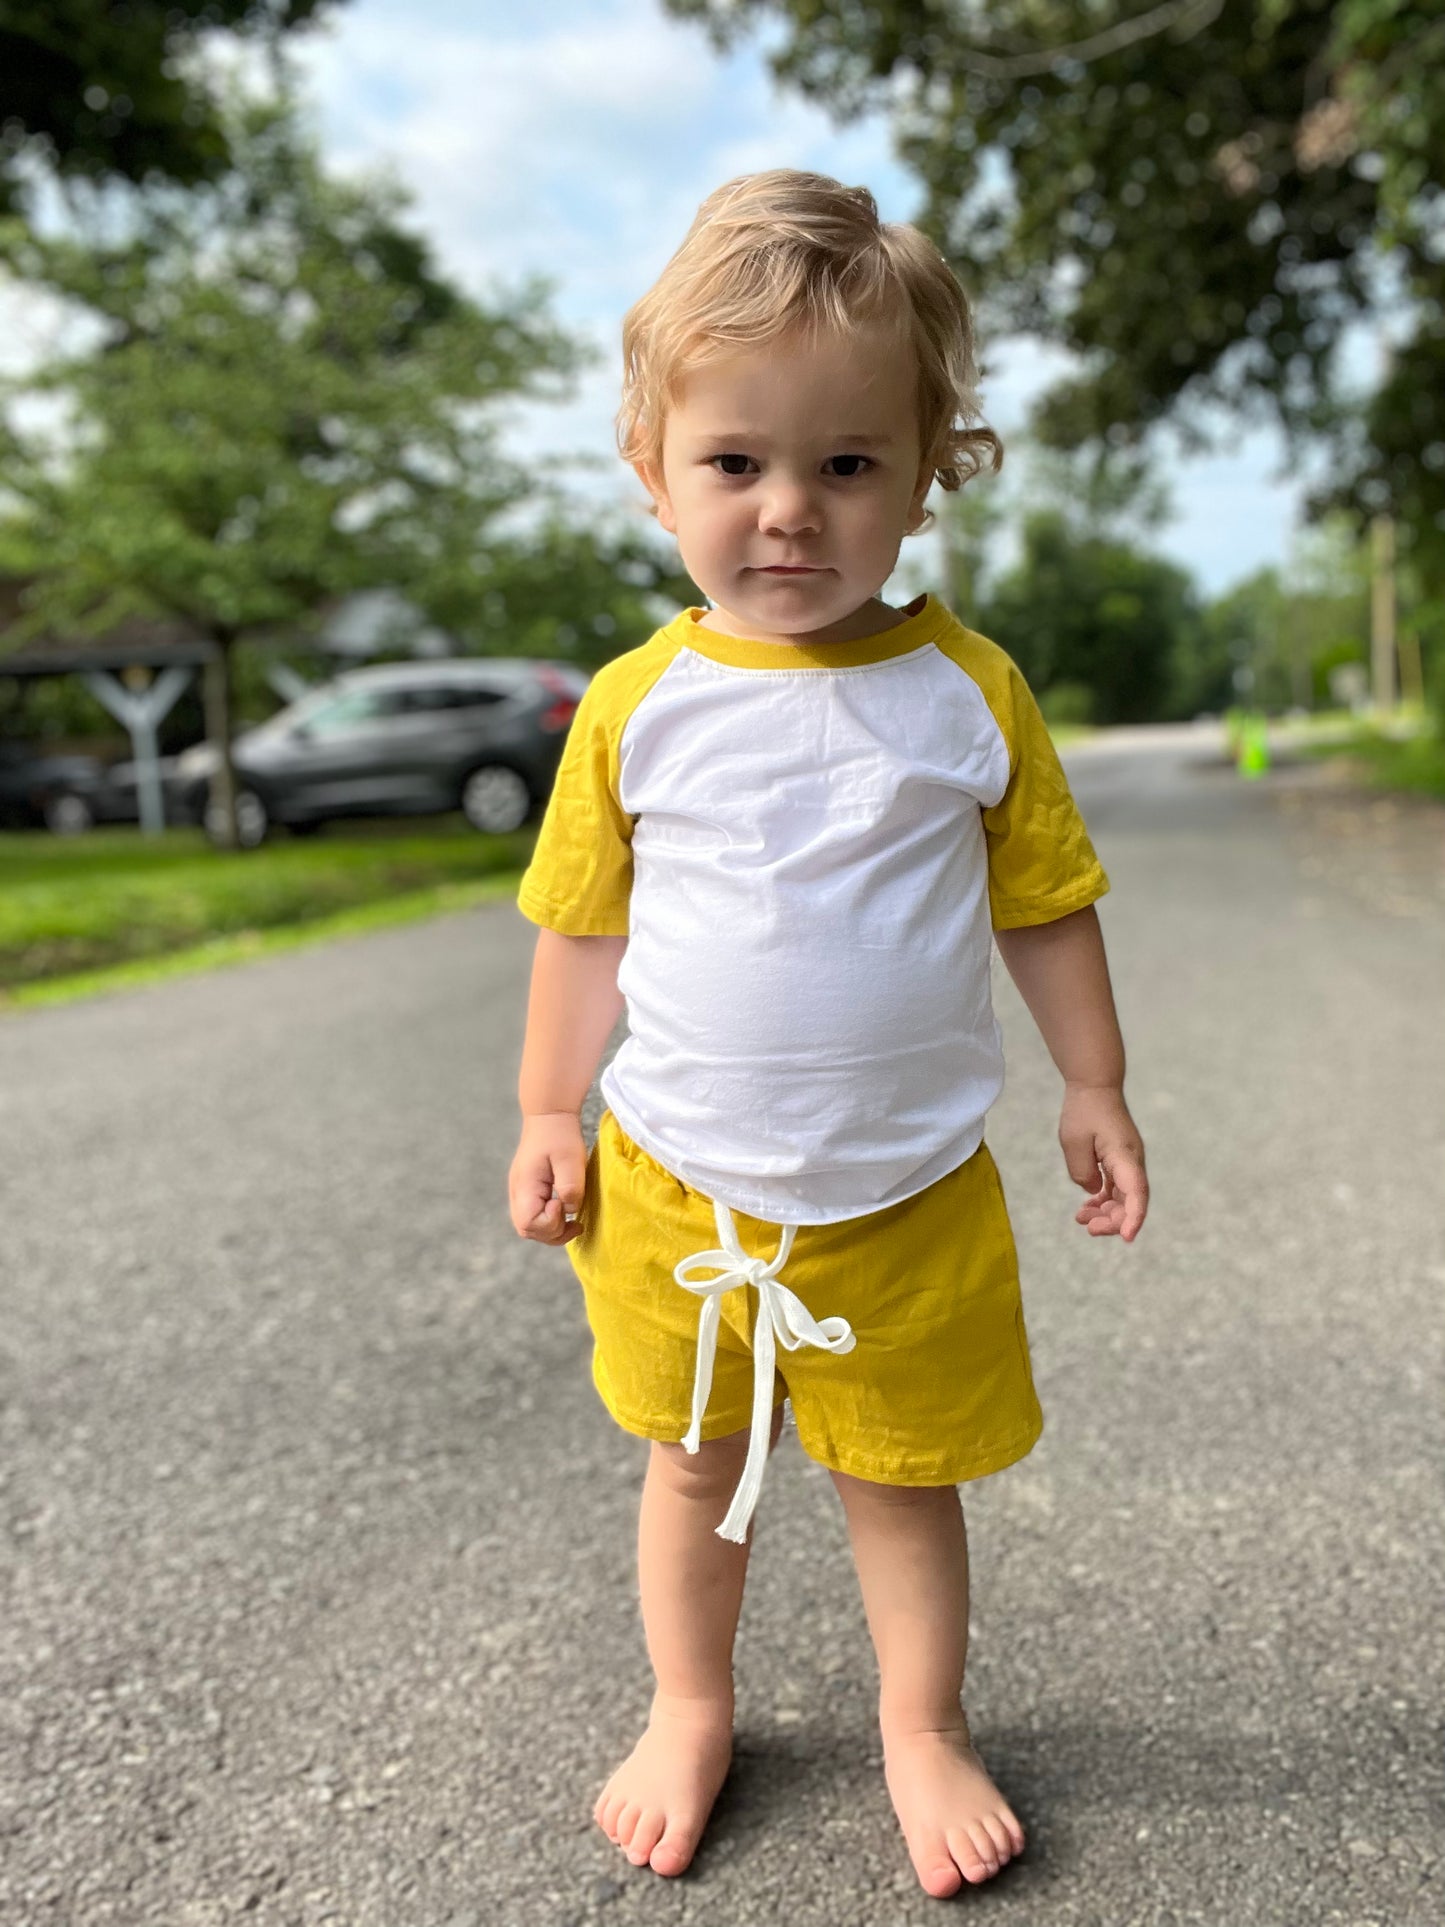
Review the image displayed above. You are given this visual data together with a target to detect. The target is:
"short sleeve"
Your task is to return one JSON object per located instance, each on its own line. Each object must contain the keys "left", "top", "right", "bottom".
{"left": 516, "top": 672, "right": 634, "bottom": 937}
{"left": 983, "top": 660, "right": 1109, "bottom": 929}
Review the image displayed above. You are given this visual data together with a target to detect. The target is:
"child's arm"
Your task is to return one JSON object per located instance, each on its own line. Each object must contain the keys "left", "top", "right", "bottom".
{"left": 510, "top": 928, "right": 627, "bottom": 1246}
{"left": 992, "top": 905, "right": 1149, "bottom": 1242}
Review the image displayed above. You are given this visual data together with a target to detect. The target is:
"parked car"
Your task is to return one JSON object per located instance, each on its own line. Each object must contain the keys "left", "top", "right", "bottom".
{"left": 170, "top": 657, "right": 590, "bottom": 847}
{"left": 0, "top": 739, "right": 180, "bottom": 833}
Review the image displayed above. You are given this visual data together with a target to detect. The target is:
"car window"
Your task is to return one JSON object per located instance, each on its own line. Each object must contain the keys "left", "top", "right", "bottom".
{"left": 446, "top": 685, "right": 508, "bottom": 709}
{"left": 391, "top": 684, "right": 500, "bottom": 713}
{"left": 300, "top": 688, "right": 406, "bottom": 736}
{"left": 394, "top": 686, "right": 455, "bottom": 713}
{"left": 393, "top": 683, "right": 507, "bottom": 712}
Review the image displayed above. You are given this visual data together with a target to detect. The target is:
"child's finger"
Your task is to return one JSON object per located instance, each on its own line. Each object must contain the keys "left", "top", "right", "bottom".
{"left": 548, "top": 1152, "right": 587, "bottom": 1222}
{"left": 527, "top": 1191, "right": 584, "bottom": 1242}
{"left": 512, "top": 1181, "right": 554, "bottom": 1236}
{"left": 510, "top": 1139, "right": 583, "bottom": 1237}
{"left": 524, "top": 1199, "right": 568, "bottom": 1244}
{"left": 1075, "top": 1183, "right": 1127, "bottom": 1235}
{"left": 1109, "top": 1157, "right": 1149, "bottom": 1242}
{"left": 1074, "top": 1180, "right": 1111, "bottom": 1221}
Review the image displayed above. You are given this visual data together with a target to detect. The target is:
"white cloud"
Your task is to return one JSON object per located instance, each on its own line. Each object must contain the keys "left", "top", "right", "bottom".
{"left": 294, "top": 0, "right": 920, "bottom": 319}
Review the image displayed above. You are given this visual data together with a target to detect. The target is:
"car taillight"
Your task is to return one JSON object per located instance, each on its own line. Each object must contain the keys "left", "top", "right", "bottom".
{"left": 533, "top": 665, "right": 582, "bottom": 733}
{"left": 540, "top": 699, "right": 579, "bottom": 733}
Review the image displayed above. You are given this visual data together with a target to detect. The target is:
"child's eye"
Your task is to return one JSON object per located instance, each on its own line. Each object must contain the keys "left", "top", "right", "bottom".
{"left": 710, "top": 453, "right": 755, "bottom": 477}
{"left": 825, "top": 454, "right": 873, "bottom": 478}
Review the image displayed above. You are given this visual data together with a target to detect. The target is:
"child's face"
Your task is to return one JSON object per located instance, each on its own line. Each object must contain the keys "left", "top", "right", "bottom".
{"left": 639, "top": 322, "right": 933, "bottom": 640}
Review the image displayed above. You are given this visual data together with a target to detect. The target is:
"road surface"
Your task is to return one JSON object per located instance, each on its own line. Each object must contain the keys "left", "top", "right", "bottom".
{"left": 2, "top": 724, "right": 1441, "bottom": 1925}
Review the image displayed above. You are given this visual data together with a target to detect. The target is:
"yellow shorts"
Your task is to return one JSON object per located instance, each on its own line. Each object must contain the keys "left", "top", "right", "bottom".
{"left": 566, "top": 1109, "right": 1044, "bottom": 1486}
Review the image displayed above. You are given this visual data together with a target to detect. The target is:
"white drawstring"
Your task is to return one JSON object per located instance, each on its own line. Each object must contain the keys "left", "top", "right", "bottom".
{"left": 673, "top": 1197, "right": 856, "bottom": 1543}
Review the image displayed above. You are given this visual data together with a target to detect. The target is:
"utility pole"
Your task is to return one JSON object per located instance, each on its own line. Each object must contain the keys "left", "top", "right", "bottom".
{"left": 1369, "top": 327, "right": 1398, "bottom": 716}
{"left": 1370, "top": 511, "right": 1397, "bottom": 714}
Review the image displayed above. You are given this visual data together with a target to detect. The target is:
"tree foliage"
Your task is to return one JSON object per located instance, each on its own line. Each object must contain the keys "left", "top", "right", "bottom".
{"left": 976, "top": 507, "right": 1199, "bottom": 723}
{"left": 0, "top": 101, "right": 581, "bottom": 645}
{"left": 0, "top": 97, "right": 695, "bottom": 837}
{"left": 666, "top": 1, "right": 1445, "bottom": 597}
{"left": 0, "top": 0, "right": 344, "bottom": 217}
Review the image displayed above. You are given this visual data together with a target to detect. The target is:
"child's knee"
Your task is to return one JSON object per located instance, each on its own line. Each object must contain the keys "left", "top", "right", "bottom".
{"left": 650, "top": 1431, "right": 748, "bottom": 1502}
{"left": 649, "top": 1405, "right": 786, "bottom": 1499}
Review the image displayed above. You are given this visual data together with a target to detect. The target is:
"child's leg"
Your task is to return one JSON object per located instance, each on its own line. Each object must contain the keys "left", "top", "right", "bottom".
{"left": 596, "top": 1408, "right": 783, "bottom": 1877}
{"left": 830, "top": 1472, "right": 1026, "bottom": 1897}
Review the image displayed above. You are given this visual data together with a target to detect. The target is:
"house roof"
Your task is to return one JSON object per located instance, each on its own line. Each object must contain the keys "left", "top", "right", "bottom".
{"left": 0, "top": 579, "right": 447, "bottom": 679}
{"left": 0, "top": 580, "right": 221, "bottom": 680}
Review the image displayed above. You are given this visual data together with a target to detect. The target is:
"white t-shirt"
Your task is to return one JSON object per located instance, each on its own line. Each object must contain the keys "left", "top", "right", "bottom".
{"left": 517, "top": 594, "right": 1108, "bottom": 1225}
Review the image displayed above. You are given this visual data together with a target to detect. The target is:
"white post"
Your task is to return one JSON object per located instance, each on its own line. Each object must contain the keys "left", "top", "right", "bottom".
{"left": 81, "top": 666, "right": 195, "bottom": 833}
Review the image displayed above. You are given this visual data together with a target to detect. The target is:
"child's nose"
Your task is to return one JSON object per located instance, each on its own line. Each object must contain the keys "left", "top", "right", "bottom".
{"left": 758, "top": 477, "right": 822, "bottom": 536}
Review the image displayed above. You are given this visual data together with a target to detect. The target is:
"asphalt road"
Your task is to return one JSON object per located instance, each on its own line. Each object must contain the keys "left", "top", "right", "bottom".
{"left": 2, "top": 725, "right": 1442, "bottom": 1927}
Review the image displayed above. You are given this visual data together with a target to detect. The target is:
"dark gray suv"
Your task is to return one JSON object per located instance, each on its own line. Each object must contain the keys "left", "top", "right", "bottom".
{"left": 171, "top": 658, "right": 590, "bottom": 847}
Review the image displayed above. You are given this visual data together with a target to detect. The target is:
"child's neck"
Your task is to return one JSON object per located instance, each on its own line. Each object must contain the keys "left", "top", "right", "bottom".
{"left": 697, "top": 592, "right": 927, "bottom": 647}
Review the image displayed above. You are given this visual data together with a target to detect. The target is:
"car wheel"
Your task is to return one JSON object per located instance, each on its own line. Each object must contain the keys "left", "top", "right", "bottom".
{"left": 204, "top": 785, "right": 270, "bottom": 850}
{"left": 460, "top": 765, "right": 532, "bottom": 834}
{"left": 44, "top": 792, "right": 96, "bottom": 835}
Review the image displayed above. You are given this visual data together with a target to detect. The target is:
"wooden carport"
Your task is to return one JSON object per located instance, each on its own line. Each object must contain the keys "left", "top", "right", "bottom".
{"left": 0, "top": 584, "right": 318, "bottom": 833}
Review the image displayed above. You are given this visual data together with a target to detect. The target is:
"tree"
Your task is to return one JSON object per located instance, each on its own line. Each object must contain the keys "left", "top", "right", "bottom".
{"left": 933, "top": 470, "right": 1005, "bottom": 619}
{"left": 0, "top": 0, "right": 344, "bottom": 218}
{"left": 440, "top": 519, "right": 698, "bottom": 669}
{"left": 1192, "top": 567, "right": 1292, "bottom": 716}
{"left": 0, "top": 98, "right": 634, "bottom": 846}
{"left": 667, "top": 0, "right": 1445, "bottom": 704}
{"left": 977, "top": 508, "right": 1199, "bottom": 723}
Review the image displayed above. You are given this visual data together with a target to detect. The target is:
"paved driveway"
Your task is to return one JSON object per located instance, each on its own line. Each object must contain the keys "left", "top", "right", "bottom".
{"left": 2, "top": 726, "right": 1441, "bottom": 1925}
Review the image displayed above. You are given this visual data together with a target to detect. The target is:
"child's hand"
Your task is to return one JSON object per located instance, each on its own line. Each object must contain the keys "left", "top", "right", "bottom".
{"left": 1058, "top": 1084, "right": 1149, "bottom": 1243}
{"left": 509, "top": 1111, "right": 588, "bottom": 1245}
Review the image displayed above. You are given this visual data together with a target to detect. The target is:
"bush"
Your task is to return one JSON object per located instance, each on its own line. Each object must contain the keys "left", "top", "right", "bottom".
{"left": 1037, "top": 681, "right": 1095, "bottom": 728}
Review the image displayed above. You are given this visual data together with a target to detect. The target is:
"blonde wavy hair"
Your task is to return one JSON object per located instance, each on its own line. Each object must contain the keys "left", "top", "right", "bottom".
{"left": 617, "top": 170, "right": 1003, "bottom": 517}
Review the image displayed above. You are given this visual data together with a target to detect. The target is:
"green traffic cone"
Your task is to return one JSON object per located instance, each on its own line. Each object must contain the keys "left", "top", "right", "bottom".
{"left": 1239, "top": 714, "right": 1271, "bottom": 778}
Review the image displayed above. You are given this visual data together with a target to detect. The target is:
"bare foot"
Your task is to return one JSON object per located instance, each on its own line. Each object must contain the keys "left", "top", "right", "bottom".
{"left": 593, "top": 1693, "right": 733, "bottom": 1877}
{"left": 882, "top": 1714, "right": 1026, "bottom": 1898}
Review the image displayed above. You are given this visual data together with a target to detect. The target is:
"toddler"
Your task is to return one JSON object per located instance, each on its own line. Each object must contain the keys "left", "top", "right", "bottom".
{"left": 508, "top": 170, "right": 1148, "bottom": 1898}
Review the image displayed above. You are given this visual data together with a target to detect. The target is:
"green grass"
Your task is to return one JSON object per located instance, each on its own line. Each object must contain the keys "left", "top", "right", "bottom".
{"left": 1294, "top": 720, "right": 1445, "bottom": 801}
{"left": 0, "top": 816, "right": 534, "bottom": 1006}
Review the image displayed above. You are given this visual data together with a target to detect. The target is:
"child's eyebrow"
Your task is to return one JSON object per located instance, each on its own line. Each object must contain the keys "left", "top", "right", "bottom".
{"left": 692, "top": 430, "right": 897, "bottom": 447}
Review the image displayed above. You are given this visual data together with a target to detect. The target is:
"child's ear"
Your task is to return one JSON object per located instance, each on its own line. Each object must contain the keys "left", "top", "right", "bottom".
{"left": 633, "top": 459, "right": 677, "bottom": 534}
{"left": 906, "top": 461, "right": 934, "bottom": 534}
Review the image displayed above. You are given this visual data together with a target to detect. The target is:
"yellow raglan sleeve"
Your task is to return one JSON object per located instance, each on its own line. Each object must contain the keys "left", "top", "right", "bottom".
{"left": 982, "top": 653, "right": 1110, "bottom": 929}
{"left": 515, "top": 667, "right": 634, "bottom": 937}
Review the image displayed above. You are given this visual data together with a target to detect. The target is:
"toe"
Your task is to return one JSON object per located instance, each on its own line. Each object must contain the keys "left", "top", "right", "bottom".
{"left": 595, "top": 1791, "right": 622, "bottom": 1843}
{"left": 650, "top": 1825, "right": 700, "bottom": 1878}
{"left": 922, "top": 1861, "right": 964, "bottom": 1900}
{"left": 966, "top": 1819, "right": 1001, "bottom": 1876}
{"left": 986, "top": 1787, "right": 1025, "bottom": 1853}
{"left": 907, "top": 1828, "right": 963, "bottom": 1899}
{"left": 981, "top": 1812, "right": 1015, "bottom": 1864}
{"left": 616, "top": 1801, "right": 642, "bottom": 1850}
{"left": 627, "top": 1808, "right": 667, "bottom": 1868}
{"left": 946, "top": 1825, "right": 991, "bottom": 1885}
